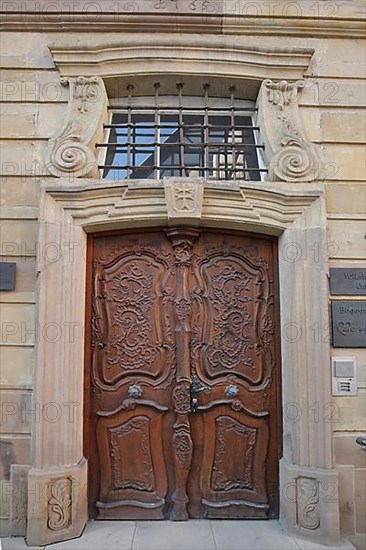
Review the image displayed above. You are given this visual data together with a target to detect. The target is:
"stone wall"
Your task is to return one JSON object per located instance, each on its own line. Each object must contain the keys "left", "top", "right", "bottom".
{"left": 0, "top": 1, "right": 365, "bottom": 539}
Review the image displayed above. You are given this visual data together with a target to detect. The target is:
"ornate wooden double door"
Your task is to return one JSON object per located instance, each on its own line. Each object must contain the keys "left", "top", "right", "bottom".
{"left": 85, "top": 228, "right": 281, "bottom": 521}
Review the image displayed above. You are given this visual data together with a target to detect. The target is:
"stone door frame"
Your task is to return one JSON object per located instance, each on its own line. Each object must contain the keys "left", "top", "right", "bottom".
{"left": 17, "top": 34, "right": 341, "bottom": 547}
{"left": 23, "top": 178, "right": 340, "bottom": 546}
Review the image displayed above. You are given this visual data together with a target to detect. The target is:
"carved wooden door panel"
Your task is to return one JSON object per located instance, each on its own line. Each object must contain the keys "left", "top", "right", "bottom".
{"left": 187, "top": 231, "right": 280, "bottom": 519}
{"left": 85, "top": 228, "right": 280, "bottom": 520}
{"left": 86, "top": 230, "right": 177, "bottom": 519}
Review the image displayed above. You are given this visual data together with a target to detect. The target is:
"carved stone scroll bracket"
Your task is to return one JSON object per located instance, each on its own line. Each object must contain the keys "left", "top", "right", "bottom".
{"left": 256, "top": 80, "right": 323, "bottom": 183}
{"left": 164, "top": 177, "right": 204, "bottom": 225}
{"left": 46, "top": 76, "right": 108, "bottom": 178}
{"left": 280, "top": 458, "right": 340, "bottom": 546}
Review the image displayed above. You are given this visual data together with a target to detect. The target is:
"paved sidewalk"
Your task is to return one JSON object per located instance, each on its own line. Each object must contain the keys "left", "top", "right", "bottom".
{"left": 1, "top": 520, "right": 356, "bottom": 550}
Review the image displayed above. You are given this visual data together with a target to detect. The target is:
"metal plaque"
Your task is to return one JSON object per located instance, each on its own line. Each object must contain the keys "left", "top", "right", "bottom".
{"left": 331, "top": 300, "right": 366, "bottom": 348}
{"left": 0, "top": 262, "right": 16, "bottom": 290}
{"left": 330, "top": 268, "right": 366, "bottom": 296}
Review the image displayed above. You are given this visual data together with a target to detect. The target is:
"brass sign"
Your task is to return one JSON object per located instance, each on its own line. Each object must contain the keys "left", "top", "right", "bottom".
{"left": 0, "top": 262, "right": 16, "bottom": 290}
{"left": 331, "top": 300, "right": 366, "bottom": 348}
{"left": 330, "top": 268, "right": 366, "bottom": 296}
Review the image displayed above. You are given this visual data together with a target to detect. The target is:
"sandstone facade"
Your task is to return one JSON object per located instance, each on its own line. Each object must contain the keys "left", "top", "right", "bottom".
{"left": 0, "top": 1, "right": 365, "bottom": 546}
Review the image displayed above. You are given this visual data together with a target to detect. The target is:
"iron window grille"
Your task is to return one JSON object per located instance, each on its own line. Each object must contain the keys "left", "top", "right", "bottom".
{"left": 98, "top": 83, "right": 267, "bottom": 181}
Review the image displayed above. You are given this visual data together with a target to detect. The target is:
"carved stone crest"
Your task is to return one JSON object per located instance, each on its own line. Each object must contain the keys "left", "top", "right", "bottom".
{"left": 164, "top": 178, "right": 204, "bottom": 223}
{"left": 46, "top": 76, "right": 108, "bottom": 178}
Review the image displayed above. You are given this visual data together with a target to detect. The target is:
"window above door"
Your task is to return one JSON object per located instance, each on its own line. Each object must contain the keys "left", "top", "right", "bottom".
{"left": 98, "top": 83, "right": 266, "bottom": 181}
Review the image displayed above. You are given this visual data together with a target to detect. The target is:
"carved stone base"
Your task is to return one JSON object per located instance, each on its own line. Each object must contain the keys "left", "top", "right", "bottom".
{"left": 10, "top": 464, "right": 30, "bottom": 536}
{"left": 280, "top": 458, "right": 340, "bottom": 546}
{"left": 27, "top": 457, "right": 87, "bottom": 547}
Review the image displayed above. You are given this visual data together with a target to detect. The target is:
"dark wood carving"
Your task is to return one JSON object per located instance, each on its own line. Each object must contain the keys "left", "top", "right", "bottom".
{"left": 212, "top": 416, "right": 257, "bottom": 492}
{"left": 166, "top": 228, "right": 200, "bottom": 520}
{"left": 85, "top": 228, "right": 280, "bottom": 521}
{"left": 108, "top": 417, "right": 154, "bottom": 492}
{"left": 188, "top": 232, "right": 279, "bottom": 519}
{"left": 87, "top": 231, "right": 175, "bottom": 519}
{"left": 171, "top": 418, "right": 193, "bottom": 520}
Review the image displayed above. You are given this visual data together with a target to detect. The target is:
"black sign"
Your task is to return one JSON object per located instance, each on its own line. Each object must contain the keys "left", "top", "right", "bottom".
{"left": 0, "top": 262, "right": 16, "bottom": 290}
{"left": 331, "top": 300, "right": 366, "bottom": 348}
{"left": 330, "top": 268, "right": 366, "bottom": 296}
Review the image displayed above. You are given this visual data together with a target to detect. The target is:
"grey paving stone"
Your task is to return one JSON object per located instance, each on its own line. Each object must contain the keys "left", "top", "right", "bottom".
{"left": 211, "top": 520, "right": 299, "bottom": 550}
{"left": 1, "top": 521, "right": 357, "bottom": 550}
{"left": 1, "top": 537, "right": 44, "bottom": 550}
{"left": 294, "top": 537, "right": 356, "bottom": 549}
{"left": 348, "top": 534, "right": 366, "bottom": 550}
{"left": 44, "top": 521, "right": 135, "bottom": 549}
{"left": 132, "top": 520, "right": 216, "bottom": 550}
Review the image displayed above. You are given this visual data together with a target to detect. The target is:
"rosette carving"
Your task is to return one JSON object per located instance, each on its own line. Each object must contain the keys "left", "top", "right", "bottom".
{"left": 172, "top": 383, "right": 191, "bottom": 414}
{"left": 258, "top": 79, "right": 323, "bottom": 183}
{"left": 46, "top": 76, "right": 108, "bottom": 178}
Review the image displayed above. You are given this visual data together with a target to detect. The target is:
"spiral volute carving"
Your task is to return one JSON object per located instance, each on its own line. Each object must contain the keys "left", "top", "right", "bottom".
{"left": 272, "top": 141, "right": 317, "bottom": 182}
{"left": 52, "top": 140, "right": 93, "bottom": 174}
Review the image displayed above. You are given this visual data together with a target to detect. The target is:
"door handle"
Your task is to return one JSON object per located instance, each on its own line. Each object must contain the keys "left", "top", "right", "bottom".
{"left": 190, "top": 375, "right": 211, "bottom": 412}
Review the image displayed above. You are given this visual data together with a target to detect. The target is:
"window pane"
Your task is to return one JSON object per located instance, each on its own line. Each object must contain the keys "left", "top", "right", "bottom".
{"left": 101, "top": 103, "right": 264, "bottom": 181}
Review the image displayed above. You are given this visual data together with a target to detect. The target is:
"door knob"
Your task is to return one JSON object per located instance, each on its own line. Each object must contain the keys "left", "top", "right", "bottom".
{"left": 225, "top": 384, "right": 239, "bottom": 397}
{"left": 128, "top": 384, "right": 143, "bottom": 398}
{"left": 190, "top": 375, "right": 211, "bottom": 412}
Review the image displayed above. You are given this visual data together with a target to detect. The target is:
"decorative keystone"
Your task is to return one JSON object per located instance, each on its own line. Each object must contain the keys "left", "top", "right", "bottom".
{"left": 164, "top": 177, "right": 204, "bottom": 224}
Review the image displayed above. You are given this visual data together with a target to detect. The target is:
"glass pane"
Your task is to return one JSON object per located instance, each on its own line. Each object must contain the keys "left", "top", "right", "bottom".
{"left": 102, "top": 107, "right": 262, "bottom": 181}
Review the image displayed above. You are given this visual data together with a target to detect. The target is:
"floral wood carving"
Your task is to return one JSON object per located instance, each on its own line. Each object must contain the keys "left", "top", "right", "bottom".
{"left": 166, "top": 228, "right": 200, "bottom": 267}
{"left": 173, "top": 240, "right": 194, "bottom": 266}
{"left": 109, "top": 417, "right": 154, "bottom": 492}
{"left": 91, "top": 264, "right": 104, "bottom": 349}
{"left": 212, "top": 416, "right": 256, "bottom": 491}
{"left": 190, "top": 239, "right": 275, "bottom": 388}
{"left": 296, "top": 477, "right": 320, "bottom": 530}
{"left": 92, "top": 240, "right": 177, "bottom": 391}
{"left": 47, "top": 477, "right": 72, "bottom": 531}
{"left": 173, "top": 425, "right": 193, "bottom": 466}
{"left": 206, "top": 265, "right": 254, "bottom": 370}
{"left": 172, "top": 383, "right": 191, "bottom": 414}
{"left": 175, "top": 298, "right": 192, "bottom": 320}
{"left": 107, "top": 264, "right": 158, "bottom": 370}
{"left": 259, "top": 79, "right": 323, "bottom": 183}
{"left": 46, "top": 76, "right": 108, "bottom": 178}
